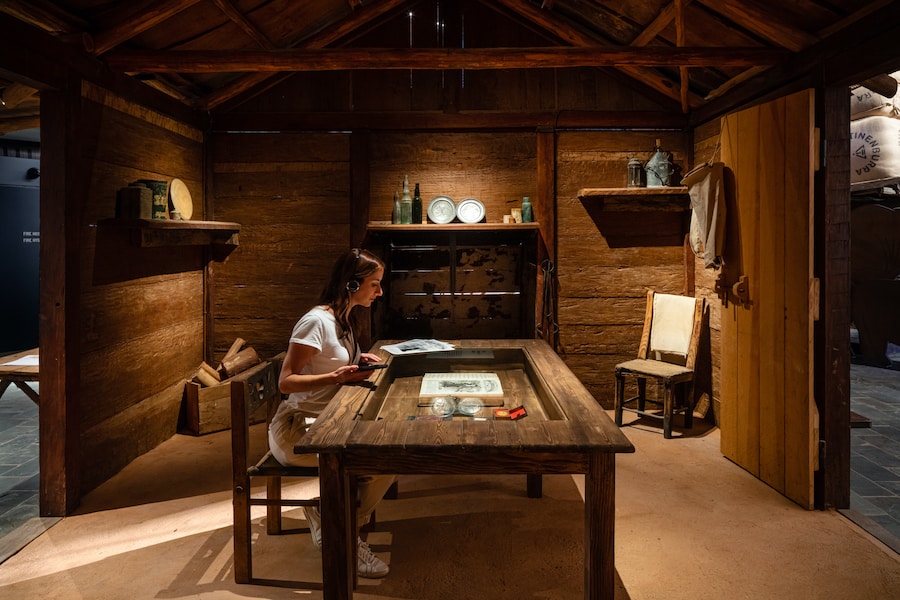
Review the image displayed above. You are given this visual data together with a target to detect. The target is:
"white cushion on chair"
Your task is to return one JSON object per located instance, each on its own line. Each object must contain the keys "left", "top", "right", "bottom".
{"left": 649, "top": 294, "right": 697, "bottom": 361}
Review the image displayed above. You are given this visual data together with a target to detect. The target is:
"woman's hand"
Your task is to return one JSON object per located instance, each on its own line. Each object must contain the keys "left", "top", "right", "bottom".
{"left": 359, "top": 352, "right": 383, "bottom": 365}
{"left": 334, "top": 364, "right": 373, "bottom": 385}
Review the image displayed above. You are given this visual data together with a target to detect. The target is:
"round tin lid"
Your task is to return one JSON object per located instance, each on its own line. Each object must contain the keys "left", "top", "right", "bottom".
{"left": 427, "top": 195, "right": 456, "bottom": 224}
{"left": 456, "top": 197, "right": 485, "bottom": 223}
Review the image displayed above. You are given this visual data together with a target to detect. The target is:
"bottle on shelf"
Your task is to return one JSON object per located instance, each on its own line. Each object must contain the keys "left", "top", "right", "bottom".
{"left": 521, "top": 196, "right": 533, "bottom": 223}
{"left": 392, "top": 191, "right": 401, "bottom": 224}
{"left": 399, "top": 175, "right": 413, "bottom": 224}
{"left": 412, "top": 182, "right": 422, "bottom": 224}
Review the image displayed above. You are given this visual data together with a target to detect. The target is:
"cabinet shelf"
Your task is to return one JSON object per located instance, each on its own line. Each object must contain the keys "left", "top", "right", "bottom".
{"left": 577, "top": 187, "right": 690, "bottom": 212}
{"left": 97, "top": 218, "right": 241, "bottom": 257}
{"left": 367, "top": 222, "right": 539, "bottom": 232}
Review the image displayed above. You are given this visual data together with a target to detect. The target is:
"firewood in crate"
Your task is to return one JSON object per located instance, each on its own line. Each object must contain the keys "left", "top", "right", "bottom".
{"left": 217, "top": 337, "right": 245, "bottom": 373}
{"left": 221, "top": 347, "right": 261, "bottom": 378}
{"left": 194, "top": 367, "right": 219, "bottom": 387}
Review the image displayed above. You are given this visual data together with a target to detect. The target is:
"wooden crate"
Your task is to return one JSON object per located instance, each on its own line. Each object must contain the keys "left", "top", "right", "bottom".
{"left": 179, "top": 359, "right": 277, "bottom": 436}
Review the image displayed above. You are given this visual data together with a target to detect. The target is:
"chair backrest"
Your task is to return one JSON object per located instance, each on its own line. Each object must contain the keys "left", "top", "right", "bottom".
{"left": 637, "top": 291, "right": 704, "bottom": 367}
{"left": 230, "top": 359, "right": 280, "bottom": 477}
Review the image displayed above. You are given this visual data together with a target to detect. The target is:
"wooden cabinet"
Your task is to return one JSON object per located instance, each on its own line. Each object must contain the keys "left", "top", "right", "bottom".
{"left": 365, "top": 224, "right": 538, "bottom": 341}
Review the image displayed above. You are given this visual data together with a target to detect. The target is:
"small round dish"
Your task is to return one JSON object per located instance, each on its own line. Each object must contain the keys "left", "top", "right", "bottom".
{"left": 457, "top": 397, "right": 484, "bottom": 416}
{"left": 427, "top": 195, "right": 456, "bottom": 224}
{"left": 430, "top": 396, "right": 458, "bottom": 417}
{"left": 456, "top": 197, "right": 485, "bottom": 223}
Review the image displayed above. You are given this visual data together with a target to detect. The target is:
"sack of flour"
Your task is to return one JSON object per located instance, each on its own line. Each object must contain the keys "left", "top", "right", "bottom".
{"left": 850, "top": 115, "right": 900, "bottom": 184}
{"left": 850, "top": 86, "right": 898, "bottom": 120}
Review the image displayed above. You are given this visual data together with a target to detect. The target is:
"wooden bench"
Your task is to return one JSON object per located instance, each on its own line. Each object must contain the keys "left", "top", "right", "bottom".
{"left": 0, "top": 348, "right": 39, "bottom": 404}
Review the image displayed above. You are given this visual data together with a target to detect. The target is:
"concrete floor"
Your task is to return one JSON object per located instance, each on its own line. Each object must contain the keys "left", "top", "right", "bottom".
{"left": 0, "top": 404, "right": 898, "bottom": 599}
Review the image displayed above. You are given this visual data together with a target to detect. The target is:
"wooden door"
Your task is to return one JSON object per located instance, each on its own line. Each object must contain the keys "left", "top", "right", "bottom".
{"left": 719, "top": 90, "right": 817, "bottom": 509}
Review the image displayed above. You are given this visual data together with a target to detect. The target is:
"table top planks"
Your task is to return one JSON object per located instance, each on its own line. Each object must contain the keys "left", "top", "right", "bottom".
{"left": 297, "top": 340, "right": 633, "bottom": 457}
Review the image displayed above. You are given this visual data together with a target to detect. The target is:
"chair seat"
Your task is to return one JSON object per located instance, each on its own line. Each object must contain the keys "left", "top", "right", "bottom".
{"left": 249, "top": 451, "right": 319, "bottom": 478}
{"left": 616, "top": 358, "right": 693, "bottom": 382}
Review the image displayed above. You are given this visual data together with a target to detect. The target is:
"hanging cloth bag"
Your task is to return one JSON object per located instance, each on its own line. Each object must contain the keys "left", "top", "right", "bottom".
{"left": 682, "top": 161, "right": 726, "bottom": 269}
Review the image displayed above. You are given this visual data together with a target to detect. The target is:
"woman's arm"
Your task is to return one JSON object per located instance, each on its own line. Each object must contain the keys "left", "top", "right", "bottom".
{"left": 278, "top": 341, "right": 372, "bottom": 395}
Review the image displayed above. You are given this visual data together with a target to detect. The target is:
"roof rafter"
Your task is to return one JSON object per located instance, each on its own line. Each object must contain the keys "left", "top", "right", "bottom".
{"left": 106, "top": 46, "right": 787, "bottom": 73}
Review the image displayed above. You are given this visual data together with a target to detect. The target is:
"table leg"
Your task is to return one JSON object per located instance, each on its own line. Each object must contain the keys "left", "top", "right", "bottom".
{"left": 319, "top": 452, "right": 353, "bottom": 600}
{"left": 585, "top": 452, "right": 615, "bottom": 600}
{"left": 526, "top": 473, "right": 542, "bottom": 498}
{"left": 0, "top": 380, "right": 11, "bottom": 401}
{"left": 15, "top": 381, "right": 39, "bottom": 405}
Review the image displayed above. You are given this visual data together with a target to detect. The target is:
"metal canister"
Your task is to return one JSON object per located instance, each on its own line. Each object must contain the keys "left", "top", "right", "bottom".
{"left": 627, "top": 158, "right": 644, "bottom": 187}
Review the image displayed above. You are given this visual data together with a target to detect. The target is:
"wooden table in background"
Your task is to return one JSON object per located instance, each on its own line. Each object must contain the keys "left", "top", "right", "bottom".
{"left": 296, "top": 339, "right": 634, "bottom": 600}
{"left": 0, "top": 348, "right": 39, "bottom": 404}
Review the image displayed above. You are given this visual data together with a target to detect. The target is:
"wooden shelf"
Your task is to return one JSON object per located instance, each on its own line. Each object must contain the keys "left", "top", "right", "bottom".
{"left": 98, "top": 218, "right": 241, "bottom": 252}
{"left": 367, "top": 222, "right": 539, "bottom": 232}
{"left": 577, "top": 187, "right": 690, "bottom": 211}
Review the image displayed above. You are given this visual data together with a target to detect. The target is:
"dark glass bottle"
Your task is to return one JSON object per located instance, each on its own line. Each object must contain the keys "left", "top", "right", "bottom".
{"left": 412, "top": 183, "right": 422, "bottom": 224}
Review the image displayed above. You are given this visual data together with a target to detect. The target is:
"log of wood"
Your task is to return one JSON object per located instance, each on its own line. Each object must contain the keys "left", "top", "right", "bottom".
{"left": 194, "top": 367, "right": 219, "bottom": 388}
{"left": 221, "top": 346, "right": 261, "bottom": 378}
{"left": 223, "top": 337, "right": 246, "bottom": 361}
{"left": 199, "top": 361, "right": 221, "bottom": 382}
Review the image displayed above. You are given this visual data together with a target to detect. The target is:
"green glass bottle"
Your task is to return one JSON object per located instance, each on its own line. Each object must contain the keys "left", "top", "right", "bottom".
{"left": 412, "top": 182, "right": 422, "bottom": 224}
{"left": 399, "top": 175, "right": 412, "bottom": 224}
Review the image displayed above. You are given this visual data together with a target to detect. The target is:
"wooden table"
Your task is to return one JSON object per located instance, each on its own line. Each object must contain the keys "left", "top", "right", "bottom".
{"left": 295, "top": 339, "right": 634, "bottom": 600}
{"left": 0, "top": 348, "right": 39, "bottom": 404}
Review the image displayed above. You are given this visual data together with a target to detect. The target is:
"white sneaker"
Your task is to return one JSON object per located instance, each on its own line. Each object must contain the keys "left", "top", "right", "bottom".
{"left": 303, "top": 505, "right": 322, "bottom": 550}
{"left": 357, "top": 537, "right": 389, "bottom": 578}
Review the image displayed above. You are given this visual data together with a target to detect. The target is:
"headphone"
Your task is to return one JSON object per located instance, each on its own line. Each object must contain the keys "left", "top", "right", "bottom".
{"left": 346, "top": 249, "right": 362, "bottom": 293}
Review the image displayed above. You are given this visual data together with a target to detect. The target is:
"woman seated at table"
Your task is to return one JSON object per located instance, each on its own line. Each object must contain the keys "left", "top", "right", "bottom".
{"left": 269, "top": 247, "right": 396, "bottom": 579}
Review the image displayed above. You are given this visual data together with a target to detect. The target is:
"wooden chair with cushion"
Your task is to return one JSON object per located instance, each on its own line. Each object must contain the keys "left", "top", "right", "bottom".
{"left": 614, "top": 290, "right": 704, "bottom": 438}
{"left": 230, "top": 355, "right": 320, "bottom": 585}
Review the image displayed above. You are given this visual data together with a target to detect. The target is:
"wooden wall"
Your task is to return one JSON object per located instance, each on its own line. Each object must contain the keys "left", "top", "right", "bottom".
{"left": 555, "top": 131, "right": 690, "bottom": 406}
{"left": 209, "top": 132, "right": 352, "bottom": 361}
{"left": 691, "top": 118, "right": 723, "bottom": 422}
{"left": 208, "top": 126, "right": 693, "bottom": 410}
{"left": 78, "top": 82, "right": 205, "bottom": 491}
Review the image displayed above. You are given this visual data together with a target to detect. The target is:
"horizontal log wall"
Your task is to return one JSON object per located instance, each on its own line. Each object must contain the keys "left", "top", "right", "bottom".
{"left": 79, "top": 83, "right": 204, "bottom": 491}
{"left": 691, "top": 118, "right": 724, "bottom": 423}
{"left": 556, "top": 130, "right": 689, "bottom": 406}
{"left": 209, "top": 132, "right": 352, "bottom": 361}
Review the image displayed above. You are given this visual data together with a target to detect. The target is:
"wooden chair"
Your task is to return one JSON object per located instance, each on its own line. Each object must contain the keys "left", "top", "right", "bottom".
{"left": 614, "top": 290, "right": 704, "bottom": 438}
{"left": 230, "top": 357, "right": 320, "bottom": 585}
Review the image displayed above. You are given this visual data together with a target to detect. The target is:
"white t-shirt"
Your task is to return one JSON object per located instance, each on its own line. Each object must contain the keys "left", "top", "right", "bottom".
{"left": 278, "top": 306, "right": 358, "bottom": 416}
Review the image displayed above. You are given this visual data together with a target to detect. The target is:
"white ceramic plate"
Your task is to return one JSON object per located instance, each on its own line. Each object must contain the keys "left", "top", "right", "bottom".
{"left": 456, "top": 197, "right": 485, "bottom": 223}
{"left": 168, "top": 178, "right": 193, "bottom": 220}
{"left": 427, "top": 195, "right": 456, "bottom": 224}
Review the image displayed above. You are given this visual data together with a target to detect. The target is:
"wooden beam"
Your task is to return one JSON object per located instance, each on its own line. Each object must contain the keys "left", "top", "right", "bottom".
{"left": 211, "top": 0, "right": 275, "bottom": 50}
{"left": 816, "top": 85, "right": 851, "bottom": 510}
{"left": 0, "top": 114, "right": 40, "bottom": 134}
{"left": 488, "top": 0, "right": 701, "bottom": 107}
{"left": 201, "top": 0, "right": 409, "bottom": 110}
{"left": 691, "top": 2, "right": 900, "bottom": 125}
{"left": 696, "top": 0, "right": 817, "bottom": 52}
{"left": 0, "top": 0, "right": 88, "bottom": 34}
{"left": 1, "top": 83, "right": 38, "bottom": 109}
{"left": 105, "top": 46, "right": 787, "bottom": 73}
{"left": 92, "top": 0, "right": 205, "bottom": 56}
{"left": 676, "top": 0, "right": 688, "bottom": 114}
{"left": 631, "top": 0, "right": 692, "bottom": 47}
{"left": 209, "top": 109, "right": 688, "bottom": 133}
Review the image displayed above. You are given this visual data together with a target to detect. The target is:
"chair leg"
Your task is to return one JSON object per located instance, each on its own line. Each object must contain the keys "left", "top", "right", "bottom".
{"left": 663, "top": 382, "right": 675, "bottom": 439}
{"left": 614, "top": 373, "right": 625, "bottom": 426}
{"left": 234, "top": 475, "right": 252, "bottom": 583}
{"left": 267, "top": 475, "right": 282, "bottom": 535}
{"left": 683, "top": 382, "right": 694, "bottom": 430}
{"left": 637, "top": 377, "right": 647, "bottom": 412}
